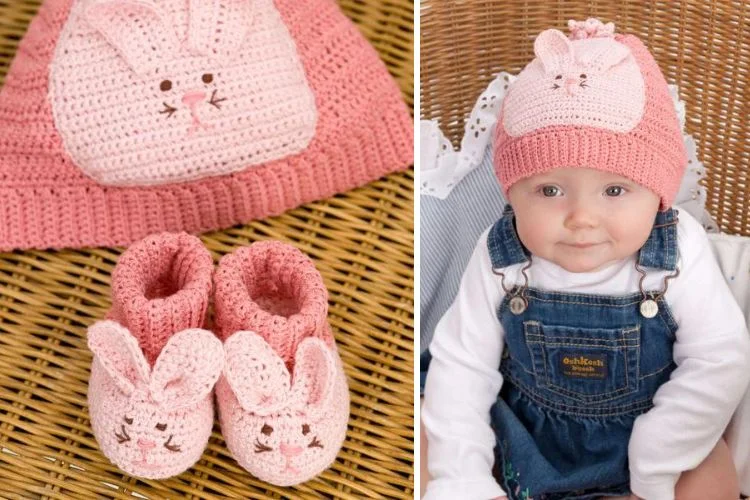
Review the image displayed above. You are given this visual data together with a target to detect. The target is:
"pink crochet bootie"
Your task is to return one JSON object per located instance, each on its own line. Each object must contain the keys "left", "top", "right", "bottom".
{"left": 213, "top": 241, "right": 350, "bottom": 486}
{"left": 87, "top": 232, "right": 224, "bottom": 479}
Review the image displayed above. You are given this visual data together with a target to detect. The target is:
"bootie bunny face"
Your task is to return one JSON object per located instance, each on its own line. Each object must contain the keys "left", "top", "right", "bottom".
{"left": 87, "top": 320, "right": 224, "bottom": 479}
{"left": 217, "top": 331, "right": 349, "bottom": 486}
{"left": 49, "top": 0, "right": 316, "bottom": 186}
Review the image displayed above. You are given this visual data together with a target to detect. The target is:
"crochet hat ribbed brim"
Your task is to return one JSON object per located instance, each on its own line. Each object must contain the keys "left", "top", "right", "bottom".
{"left": 493, "top": 19, "right": 687, "bottom": 209}
{"left": 0, "top": 0, "right": 413, "bottom": 251}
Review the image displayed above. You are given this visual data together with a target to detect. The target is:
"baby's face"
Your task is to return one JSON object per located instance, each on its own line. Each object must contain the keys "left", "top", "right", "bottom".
{"left": 507, "top": 168, "right": 660, "bottom": 273}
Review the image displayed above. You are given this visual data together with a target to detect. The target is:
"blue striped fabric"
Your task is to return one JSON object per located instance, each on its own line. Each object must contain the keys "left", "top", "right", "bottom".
{"left": 420, "top": 146, "right": 506, "bottom": 391}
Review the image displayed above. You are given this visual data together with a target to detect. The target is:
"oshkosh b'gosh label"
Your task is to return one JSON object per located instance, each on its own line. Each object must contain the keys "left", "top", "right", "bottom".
{"left": 559, "top": 352, "right": 607, "bottom": 379}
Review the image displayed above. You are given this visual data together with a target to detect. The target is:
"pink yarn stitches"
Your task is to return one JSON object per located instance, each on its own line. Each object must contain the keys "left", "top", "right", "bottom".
{"left": 493, "top": 19, "right": 688, "bottom": 209}
{"left": 108, "top": 232, "right": 214, "bottom": 365}
{"left": 213, "top": 241, "right": 350, "bottom": 486}
{"left": 0, "top": 0, "right": 413, "bottom": 251}
{"left": 87, "top": 232, "right": 223, "bottom": 480}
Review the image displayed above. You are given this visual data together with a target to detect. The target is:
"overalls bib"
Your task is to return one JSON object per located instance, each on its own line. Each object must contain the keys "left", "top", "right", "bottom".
{"left": 488, "top": 206, "right": 680, "bottom": 500}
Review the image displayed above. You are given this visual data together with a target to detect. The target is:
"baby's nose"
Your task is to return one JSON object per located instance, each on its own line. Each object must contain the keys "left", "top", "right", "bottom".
{"left": 137, "top": 438, "right": 157, "bottom": 451}
{"left": 182, "top": 90, "right": 206, "bottom": 107}
{"left": 280, "top": 442, "right": 303, "bottom": 458}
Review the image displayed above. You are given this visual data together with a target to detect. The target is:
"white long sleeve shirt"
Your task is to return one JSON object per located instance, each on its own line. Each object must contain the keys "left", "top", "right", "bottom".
{"left": 422, "top": 209, "right": 750, "bottom": 500}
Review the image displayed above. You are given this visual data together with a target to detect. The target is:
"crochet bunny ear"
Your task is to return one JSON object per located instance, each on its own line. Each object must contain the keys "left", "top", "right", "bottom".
{"left": 87, "top": 320, "right": 150, "bottom": 396}
{"left": 149, "top": 329, "right": 224, "bottom": 410}
{"left": 223, "top": 331, "right": 293, "bottom": 414}
{"left": 289, "top": 337, "right": 337, "bottom": 420}
{"left": 187, "top": 0, "right": 254, "bottom": 60}
{"left": 575, "top": 37, "right": 632, "bottom": 74}
{"left": 85, "top": 0, "right": 180, "bottom": 76}
{"left": 534, "top": 28, "right": 574, "bottom": 75}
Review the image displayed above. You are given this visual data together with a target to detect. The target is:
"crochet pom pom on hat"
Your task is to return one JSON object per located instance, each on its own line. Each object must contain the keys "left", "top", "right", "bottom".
{"left": 0, "top": 0, "right": 413, "bottom": 251}
{"left": 493, "top": 18, "right": 688, "bottom": 209}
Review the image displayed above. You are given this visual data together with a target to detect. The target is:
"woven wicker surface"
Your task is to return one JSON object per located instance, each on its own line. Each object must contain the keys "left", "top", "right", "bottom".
{"left": 421, "top": 0, "right": 750, "bottom": 236}
{"left": 0, "top": 1, "right": 414, "bottom": 499}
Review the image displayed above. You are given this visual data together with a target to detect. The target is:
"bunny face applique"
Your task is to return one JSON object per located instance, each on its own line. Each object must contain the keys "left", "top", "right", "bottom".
{"left": 49, "top": 0, "right": 317, "bottom": 186}
{"left": 216, "top": 331, "right": 350, "bottom": 486}
{"left": 501, "top": 21, "right": 645, "bottom": 137}
{"left": 87, "top": 321, "right": 224, "bottom": 479}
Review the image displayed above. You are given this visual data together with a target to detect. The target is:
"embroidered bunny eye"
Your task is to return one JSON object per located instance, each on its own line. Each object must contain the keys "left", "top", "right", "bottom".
{"left": 156, "top": 423, "right": 167, "bottom": 431}
{"left": 115, "top": 425, "right": 131, "bottom": 444}
{"left": 308, "top": 436, "right": 323, "bottom": 449}
{"left": 261, "top": 423, "right": 273, "bottom": 436}
{"left": 124, "top": 416, "right": 133, "bottom": 425}
{"left": 555, "top": 75, "right": 562, "bottom": 80}
{"left": 163, "top": 435, "right": 181, "bottom": 452}
{"left": 202, "top": 73, "right": 214, "bottom": 84}
{"left": 254, "top": 438, "right": 273, "bottom": 453}
{"left": 160, "top": 80, "right": 172, "bottom": 92}
{"left": 302, "top": 424, "right": 311, "bottom": 436}
{"left": 580, "top": 73, "right": 587, "bottom": 79}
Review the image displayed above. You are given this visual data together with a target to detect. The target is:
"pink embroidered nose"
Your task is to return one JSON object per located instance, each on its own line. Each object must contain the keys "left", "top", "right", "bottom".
{"left": 182, "top": 91, "right": 206, "bottom": 107}
{"left": 280, "top": 443, "right": 303, "bottom": 458}
{"left": 137, "top": 439, "right": 156, "bottom": 451}
{"left": 565, "top": 78, "right": 579, "bottom": 96}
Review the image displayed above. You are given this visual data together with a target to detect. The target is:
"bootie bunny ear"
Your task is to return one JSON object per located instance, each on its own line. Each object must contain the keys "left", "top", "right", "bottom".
{"left": 187, "top": 0, "right": 255, "bottom": 60}
{"left": 223, "top": 330, "right": 294, "bottom": 414}
{"left": 223, "top": 331, "right": 336, "bottom": 418}
{"left": 85, "top": 0, "right": 180, "bottom": 76}
{"left": 289, "top": 337, "right": 337, "bottom": 421}
{"left": 150, "top": 328, "right": 225, "bottom": 410}
{"left": 87, "top": 320, "right": 150, "bottom": 396}
{"left": 88, "top": 320, "right": 224, "bottom": 410}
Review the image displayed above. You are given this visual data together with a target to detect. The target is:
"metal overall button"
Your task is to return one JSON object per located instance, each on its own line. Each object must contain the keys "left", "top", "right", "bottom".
{"left": 509, "top": 296, "right": 527, "bottom": 315}
{"left": 639, "top": 298, "right": 659, "bottom": 318}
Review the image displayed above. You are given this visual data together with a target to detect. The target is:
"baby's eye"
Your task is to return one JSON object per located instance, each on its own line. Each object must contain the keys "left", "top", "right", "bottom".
{"left": 605, "top": 186, "right": 626, "bottom": 197}
{"left": 202, "top": 73, "right": 214, "bottom": 84}
{"left": 160, "top": 80, "right": 172, "bottom": 92}
{"left": 541, "top": 185, "right": 561, "bottom": 197}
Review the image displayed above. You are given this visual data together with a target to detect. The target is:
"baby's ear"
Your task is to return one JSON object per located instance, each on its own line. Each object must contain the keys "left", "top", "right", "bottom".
{"left": 290, "top": 338, "right": 337, "bottom": 420}
{"left": 87, "top": 320, "right": 150, "bottom": 396}
{"left": 534, "top": 28, "right": 574, "bottom": 75}
{"left": 85, "top": 0, "right": 180, "bottom": 76}
{"left": 149, "top": 329, "right": 224, "bottom": 410}
{"left": 187, "top": 0, "right": 254, "bottom": 60}
{"left": 223, "top": 331, "right": 292, "bottom": 414}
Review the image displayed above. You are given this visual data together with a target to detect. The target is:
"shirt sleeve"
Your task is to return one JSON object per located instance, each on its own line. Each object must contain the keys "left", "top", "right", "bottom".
{"left": 628, "top": 213, "right": 750, "bottom": 500}
{"left": 422, "top": 229, "right": 508, "bottom": 500}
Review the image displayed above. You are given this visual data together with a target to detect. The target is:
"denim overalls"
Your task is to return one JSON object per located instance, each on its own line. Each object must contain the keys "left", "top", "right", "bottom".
{"left": 488, "top": 206, "right": 680, "bottom": 500}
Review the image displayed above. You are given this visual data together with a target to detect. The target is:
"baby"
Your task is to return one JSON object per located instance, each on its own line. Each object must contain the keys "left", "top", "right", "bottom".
{"left": 422, "top": 19, "right": 750, "bottom": 500}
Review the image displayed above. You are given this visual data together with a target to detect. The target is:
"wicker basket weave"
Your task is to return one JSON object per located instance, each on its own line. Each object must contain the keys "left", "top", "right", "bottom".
{"left": 0, "top": 1, "right": 414, "bottom": 498}
{"left": 421, "top": 0, "right": 750, "bottom": 236}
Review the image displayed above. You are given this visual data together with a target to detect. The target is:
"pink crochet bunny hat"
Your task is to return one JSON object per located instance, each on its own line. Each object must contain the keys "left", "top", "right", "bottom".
{"left": 0, "top": 0, "right": 413, "bottom": 251}
{"left": 493, "top": 18, "right": 688, "bottom": 209}
{"left": 87, "top": 232, "right": 224, "bottom": 479}
{"left": 213, "top": 241, "right": 350, "bottom": 486}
